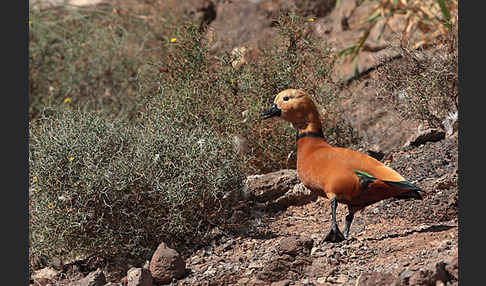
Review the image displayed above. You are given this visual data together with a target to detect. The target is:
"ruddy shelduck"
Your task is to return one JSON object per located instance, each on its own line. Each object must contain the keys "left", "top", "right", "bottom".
{"left": 261, "top": 89, "right": 425, "bottom": 242}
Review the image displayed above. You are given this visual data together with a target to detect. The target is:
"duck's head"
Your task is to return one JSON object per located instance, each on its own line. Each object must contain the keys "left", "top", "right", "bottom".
{"left": 261, "top": 89, "right": 321, "bottom": 130}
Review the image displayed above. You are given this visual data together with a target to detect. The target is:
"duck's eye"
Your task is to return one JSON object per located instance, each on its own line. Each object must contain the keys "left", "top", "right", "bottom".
{"left": 283, "top": 96, "right": 289, "bottom": 101}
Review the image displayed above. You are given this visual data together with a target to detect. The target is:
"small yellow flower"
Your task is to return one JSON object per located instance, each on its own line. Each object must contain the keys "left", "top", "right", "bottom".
{"left": 48, "top": 202, "right": 54, "bottom": 209}
{"left": 28, "top": 20, "right": 32, "bottom": 26}
{"left": 170, "top": 37, "right": 177, "bottom": 43}
{"left": 68, "top": 156, "right": 74, "bottom": 162}
{"left": 307, "top": 17, "right": 314, "bottom": 22}
{"left": 64, "top": 97, "right": 72, "bottom": 104}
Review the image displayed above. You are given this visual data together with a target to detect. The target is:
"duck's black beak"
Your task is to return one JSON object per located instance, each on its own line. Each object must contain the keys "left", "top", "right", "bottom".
{"left": 261, "top": 104, "right": 281, "bottom": 119}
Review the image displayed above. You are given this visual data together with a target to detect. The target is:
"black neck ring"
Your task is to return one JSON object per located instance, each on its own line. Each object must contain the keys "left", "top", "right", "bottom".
{"left": 296, "top": 130, "right": 324, "bottom": 141}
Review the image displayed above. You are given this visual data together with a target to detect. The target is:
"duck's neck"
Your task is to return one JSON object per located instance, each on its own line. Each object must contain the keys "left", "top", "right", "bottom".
{"left": 295, "top": 113, "right": 332, "bottom": 151}
{"left": 296, "top": 122, "right": 324, "bottom": 141}
{"left": 295, "top": 109, "right": 325, "bottom": 140}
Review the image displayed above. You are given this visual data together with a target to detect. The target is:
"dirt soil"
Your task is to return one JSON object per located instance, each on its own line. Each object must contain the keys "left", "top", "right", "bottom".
{"left": 173, "top": 135, "right": 458, "bottom": 286}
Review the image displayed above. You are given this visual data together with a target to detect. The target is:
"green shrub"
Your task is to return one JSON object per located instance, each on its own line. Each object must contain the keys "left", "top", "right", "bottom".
{"left": 29, "top": 4, "right": 358, "bottom": 174}
{"left": 138, "top": 13, "right": 355, "bottom": 174}
{"left": 28, "top": 6, "right": 168, "bottom": 121}
{"left": 374, "top": 23, "right": 458, "bottom": 129}
{"left": 29, "top": 107, "right": 245, "bottom": 266}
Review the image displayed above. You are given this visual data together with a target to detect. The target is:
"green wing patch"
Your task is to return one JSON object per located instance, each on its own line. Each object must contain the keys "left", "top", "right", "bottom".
{"left": 353, "top": 169, "right": 375, "bottom": 179}
{"left": 353, "top": 169, "right": 376, "bottom": 190}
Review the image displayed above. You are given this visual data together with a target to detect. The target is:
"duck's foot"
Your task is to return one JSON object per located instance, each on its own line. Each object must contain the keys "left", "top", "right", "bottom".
{"left": 324, "top": 227, "right": 346, "bottom": 243}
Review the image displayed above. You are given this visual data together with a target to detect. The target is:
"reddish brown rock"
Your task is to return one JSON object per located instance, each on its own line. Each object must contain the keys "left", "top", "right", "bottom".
{"left": 149, "top": 242, "right": 186, "bottom": 284}
{"left": 277, "top": 236, "right": 314, "bottom": 256}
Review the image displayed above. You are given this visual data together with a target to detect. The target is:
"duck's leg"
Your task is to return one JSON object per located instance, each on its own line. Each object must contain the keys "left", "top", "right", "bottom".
{"left": 324, "top": 197, "right": 345, "bottom": 242}
{"left": 343, "top": 206, "right": 358, "bottom": 240}
{"left": 343, "top": 213, "right": 354, "bottom": 240}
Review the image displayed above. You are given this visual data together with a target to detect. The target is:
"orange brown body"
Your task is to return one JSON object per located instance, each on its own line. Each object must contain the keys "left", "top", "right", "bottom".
{"left": 262, "top": 89, "right": 425, "bottom": 242}
{"left": 297, "top": 136, "right": 408, "bottom": 208}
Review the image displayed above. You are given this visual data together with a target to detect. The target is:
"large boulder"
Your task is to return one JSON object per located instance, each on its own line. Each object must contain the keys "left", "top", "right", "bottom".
{"left": 243, "top": 169, "right": 319, "bottom": 210}
{"left": 272, "top": 182, "right": 318, "bottom": 209}
{"left": 244, "top": 169, "right": 301, "bottom": 203}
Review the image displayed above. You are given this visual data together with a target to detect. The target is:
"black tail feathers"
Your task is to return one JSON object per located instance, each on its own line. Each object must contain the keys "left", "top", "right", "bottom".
{"left": 393, "top": 190, "right": 423, "bottom": 200}
{"left": 384, "top": 180, "right": 425, "bottom": 200}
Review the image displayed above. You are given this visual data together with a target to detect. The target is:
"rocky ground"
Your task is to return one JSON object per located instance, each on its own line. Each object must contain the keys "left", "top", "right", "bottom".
{"left": 31, "top": 134, "right": 458, "bottom": 286}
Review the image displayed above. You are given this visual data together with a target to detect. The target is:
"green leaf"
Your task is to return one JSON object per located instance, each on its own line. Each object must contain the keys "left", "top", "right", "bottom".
{"left": 352, "top": 55, "right": 359, "bottom": 77}
{"left": 436, "top": 0, "right": 451, "bottom": 22}
{"left": 338, "top": 45, "right": 357, "bottom": 58}
{"left": 364, "top": 9, "right": 382, "bottom": 24}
